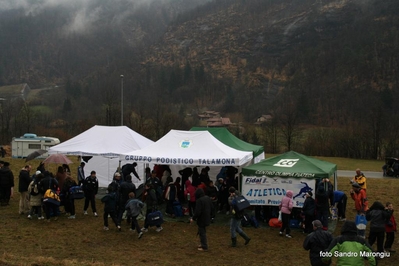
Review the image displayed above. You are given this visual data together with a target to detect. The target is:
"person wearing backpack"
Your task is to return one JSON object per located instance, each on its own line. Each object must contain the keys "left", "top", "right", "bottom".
{"left": 228, "top": 187, "right": 251, "bottom": 247}
{"left": 27, "top": 173, "right": 44, "bottom": 220}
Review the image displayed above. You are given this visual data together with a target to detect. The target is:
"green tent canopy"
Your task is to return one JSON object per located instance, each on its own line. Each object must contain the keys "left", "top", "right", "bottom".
{"left": 190, "top": 127, "right": 264, "bottom": 159}
{"left": 242, "top": 151, "right": 337, "bottom": 179}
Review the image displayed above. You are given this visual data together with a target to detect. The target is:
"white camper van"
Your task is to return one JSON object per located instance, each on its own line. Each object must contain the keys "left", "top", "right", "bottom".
{"left": 11, "top": 133, "right": 60, "bottom": 158}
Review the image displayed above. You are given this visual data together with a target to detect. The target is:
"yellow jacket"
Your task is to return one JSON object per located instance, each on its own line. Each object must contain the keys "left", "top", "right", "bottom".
{"left": 352, "top": 175, "right": 367, "bottom": 189}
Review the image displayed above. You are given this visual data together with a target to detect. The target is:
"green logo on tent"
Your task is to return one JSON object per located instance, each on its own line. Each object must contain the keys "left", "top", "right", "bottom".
{"left": 273, "top": 159, "right": 299, "bottom": 167}
{"left": 180, "top": 140, "right": 192, "bottom": 148}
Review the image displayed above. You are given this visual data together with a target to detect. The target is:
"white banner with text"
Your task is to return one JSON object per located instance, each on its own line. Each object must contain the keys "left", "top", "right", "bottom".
{"left": 241, "top": 176, "right": 316, "bottom": 207}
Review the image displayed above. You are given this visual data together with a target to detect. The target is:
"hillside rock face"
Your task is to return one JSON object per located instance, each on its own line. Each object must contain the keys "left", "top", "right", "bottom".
{"left": 143, "top": 0, "right": 395, "bottom": 95}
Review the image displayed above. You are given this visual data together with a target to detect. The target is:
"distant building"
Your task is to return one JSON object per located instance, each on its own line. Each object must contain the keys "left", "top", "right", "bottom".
{"left": 198, "top": 111, "right": 220, "bottom": 121}
{"left": 207, "top": 117, "right": 232, "bottom": 127}
{"left": 0, "top": 83, "right": 31, "bottom": 101}
{"left": 255, "top": 114, "right": 273, "bottom": 125}
{"left": 197, "top": 110, "right": 233, "bottom": 127}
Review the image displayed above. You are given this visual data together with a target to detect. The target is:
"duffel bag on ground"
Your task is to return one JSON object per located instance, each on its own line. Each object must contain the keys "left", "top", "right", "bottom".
{"left": 147, "top": 210, "right": 164, "bottom": 226}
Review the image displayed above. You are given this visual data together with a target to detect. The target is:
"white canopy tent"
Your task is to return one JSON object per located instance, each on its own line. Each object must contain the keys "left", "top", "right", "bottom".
{"left": 48, "top": 125, "right": 154, "bottom": 187}
{"left": 122, "top": 130, "right": 253, "bottom": 180}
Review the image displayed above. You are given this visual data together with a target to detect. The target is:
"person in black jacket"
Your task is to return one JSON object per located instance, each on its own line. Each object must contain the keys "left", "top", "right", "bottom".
{"left": 141, "top": 182, "right": 162, "bottom": 232}
{"left": 40, "top": 172, "right": 60, "bottom": 221}
{"left": 0, "top": 162, "right": 14, "bottom": 206}
{"left": 366, "top": 201, "right": 391, "bottom": 256}
{"left": 315, "top": 178, "right": 333, "bottom": 230}
{"left": 302, "top": 191, "right": 316, "bottom": 233}
{"left": 118, "top": 175, "right": 136, "bottom": 225}
{"left": 62, "top": 176, "right": 78, "bottom": 219}
{"left": 228, "top": 187, "right": 251, "bottom": 247}
{"left": 18, "top": 165, "right": 32, "bottom": 214}
{"left": 190, "top": 188, "right": 214, "bottom": 251}
{"left": 303, "top": 220, "right": 333, "bottom": 266}
{"left": 83, "top": 171, "right": 99, "bottom": 217}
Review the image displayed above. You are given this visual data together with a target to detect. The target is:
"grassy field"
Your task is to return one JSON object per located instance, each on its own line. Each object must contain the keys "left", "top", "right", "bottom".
{"left": 0, "top": 156, "right": 396, "bottom": 265}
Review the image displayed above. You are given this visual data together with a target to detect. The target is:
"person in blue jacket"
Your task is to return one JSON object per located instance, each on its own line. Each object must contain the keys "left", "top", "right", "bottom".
{"left": 333, "top": 190, "right": 347, "bottom": 221}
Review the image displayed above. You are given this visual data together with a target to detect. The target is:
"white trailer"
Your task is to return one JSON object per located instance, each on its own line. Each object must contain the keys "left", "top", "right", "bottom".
{"left": 11, "top": 133, "right": 60, "bottom": 158}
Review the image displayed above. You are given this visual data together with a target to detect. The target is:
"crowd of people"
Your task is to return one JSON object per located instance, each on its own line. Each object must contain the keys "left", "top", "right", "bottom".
{"left": 0, "top": 160, "right": 397, "bottom": 261}
{"left": 300, "top": 168, "right": 397, "bottom": 265}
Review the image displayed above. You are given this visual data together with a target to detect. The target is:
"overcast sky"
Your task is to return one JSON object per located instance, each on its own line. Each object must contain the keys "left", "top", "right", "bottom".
{"left": 0, "top": 0, "right": 154, "bottom": 33}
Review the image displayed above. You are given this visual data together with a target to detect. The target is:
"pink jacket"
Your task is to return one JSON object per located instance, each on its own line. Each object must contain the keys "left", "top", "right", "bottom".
{"left": 279, "top": 190, "right": 294, "bottom": 214}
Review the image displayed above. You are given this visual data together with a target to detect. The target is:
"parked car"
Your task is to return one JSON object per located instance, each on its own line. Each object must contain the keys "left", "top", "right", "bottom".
{"left": 382, "top": 157, "right": 399, "bottom": 177}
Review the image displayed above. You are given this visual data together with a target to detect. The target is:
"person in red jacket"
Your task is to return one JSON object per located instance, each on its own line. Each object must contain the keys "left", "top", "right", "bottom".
{"left": 350, "top": 183, "right": 368, "bottom": 214}
{"left": 385, "top": 202, "right": 397, "bottom": 253}
{"left": 184, "top": 180, "right": 197, "bottom": 218}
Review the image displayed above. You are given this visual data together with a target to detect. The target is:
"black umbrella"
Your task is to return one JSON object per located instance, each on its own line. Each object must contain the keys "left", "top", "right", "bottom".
{"left": 25, "top": 149, "right": 48, "bottom": 162}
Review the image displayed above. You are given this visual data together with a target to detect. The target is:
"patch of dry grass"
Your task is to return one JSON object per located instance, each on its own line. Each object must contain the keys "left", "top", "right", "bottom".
{"left": 0, "top": 158, "right": 397, "bottom": 265}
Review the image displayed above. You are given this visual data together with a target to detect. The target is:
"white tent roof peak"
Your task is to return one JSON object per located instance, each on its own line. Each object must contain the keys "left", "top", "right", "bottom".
{"left": 49, "top": 125, "right": 154, "bottom": 157}
{"left": 123, "top": 129, "right": 253, "bottom": 166}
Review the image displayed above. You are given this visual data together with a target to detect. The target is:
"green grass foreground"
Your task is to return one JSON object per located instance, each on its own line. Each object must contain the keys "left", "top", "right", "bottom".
{"left": 0, "top": 157, "right": 396, "bottom": 265}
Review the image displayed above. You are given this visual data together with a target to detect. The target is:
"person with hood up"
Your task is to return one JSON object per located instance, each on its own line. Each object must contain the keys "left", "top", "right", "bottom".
{"left": 279, "top": 190, "right": 294, "bottom": 238}
{"left": 228, "top": 187, "right": 251, "bottom": 247}
{"left": 303, "top": 220, "right": 333, "bottom": 266}
{"left": 184, "top": 180, "right": 197, "bottom": 218}
{"left": 366, "top": 201, "right": 391, "bottom": 257}
{"left": 322, "top": 220, "right": 376, "bottom": 266}
{"left": 190, "top": 188, "right": 214, "bottom": 251}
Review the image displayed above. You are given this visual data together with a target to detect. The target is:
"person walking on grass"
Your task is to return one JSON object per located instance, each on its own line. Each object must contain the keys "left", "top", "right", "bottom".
{"left": 279, "top": 190, "right": 294, "bottom": 238}
{"left": 303, "top": 220, "right": 333, "bottom": 266}
{"left": 101, "top": 184, "right": 120, "bottom": 231}
{"left": 228, "top": 187, "right": 251, "bottom": 247}
{"left": 190, "top": 188, "right": 214, "bottom": 251}
{"left": 83, "top": 171, "right": 99, "bottom": 217}
{"left": 366, "top": 201, "right": 391, "bottom": 258}
{"left": 125, "top": 192, "right": 144, "bottom": 239}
